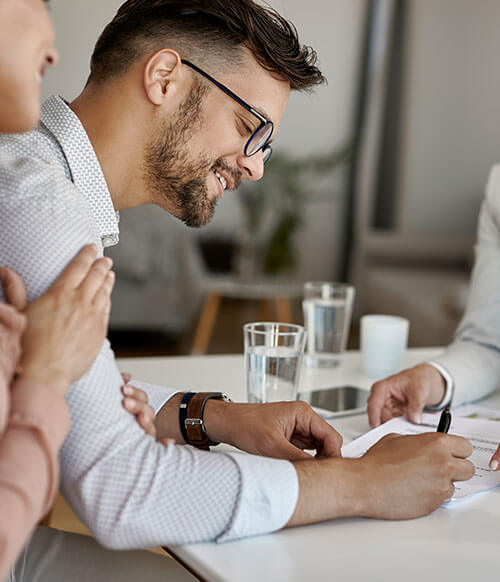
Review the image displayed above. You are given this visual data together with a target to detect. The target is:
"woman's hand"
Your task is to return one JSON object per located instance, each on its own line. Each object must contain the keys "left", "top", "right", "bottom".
{"left": 0, "top": 301, "right": 25, "bottom": 390}
{"left": 0, "top": 244, "right": 115, "bottom": 397}
{"left": 121, "top": 373, "right": 174, "bottom": 445}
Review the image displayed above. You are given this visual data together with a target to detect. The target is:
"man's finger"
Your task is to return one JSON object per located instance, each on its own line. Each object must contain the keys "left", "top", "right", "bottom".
{"left": 442, "top": 434, "right": 474, "bottom": 459}
{"left": 309, "top": 415, "right": 343, "bottom": 457}
{"left": 489, "top": 443, "right": 500, "bottom": 470}
{"left": 0, "top": 267, "right": 28, "bottom": 310}
{"left": 50, "top": 244, "right": 98, "bottom": 291}
{"left": 267, "top": 436, "right": 313, "bottom": 461}
{"left": 451, "top": 458, "right": 475, "bottom": 482}
{"left": 121, "top": 373, "right": 132, "bottom": 384}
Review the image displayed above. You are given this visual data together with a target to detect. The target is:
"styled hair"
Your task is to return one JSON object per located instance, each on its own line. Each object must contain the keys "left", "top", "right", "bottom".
{"left": 88, "top": 0, "right": 325, "bottom": 91}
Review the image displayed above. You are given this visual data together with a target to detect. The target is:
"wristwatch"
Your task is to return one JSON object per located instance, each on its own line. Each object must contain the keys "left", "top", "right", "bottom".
{"left": 179, "top": 392, "right": 231, "bottom": 450}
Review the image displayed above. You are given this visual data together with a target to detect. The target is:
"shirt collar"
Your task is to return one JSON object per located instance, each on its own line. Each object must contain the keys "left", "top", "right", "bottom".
{"left": 40, "top": 95, "right": 119, "bottom": 248}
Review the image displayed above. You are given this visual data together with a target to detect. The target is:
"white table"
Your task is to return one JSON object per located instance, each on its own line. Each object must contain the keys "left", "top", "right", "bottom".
{"left": 118, "top": 349, "right": 500, "bottom": 582}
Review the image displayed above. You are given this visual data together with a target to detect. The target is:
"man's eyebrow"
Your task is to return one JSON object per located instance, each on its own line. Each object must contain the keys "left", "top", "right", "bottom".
{"left": 240, "top": 103, "right": 273, "bottom": 126}
{"left": 253, "top": 106, "right": 273, "bottom": 125}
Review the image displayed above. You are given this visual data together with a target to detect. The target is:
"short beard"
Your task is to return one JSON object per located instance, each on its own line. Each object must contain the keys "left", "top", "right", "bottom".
{"left": 144, "top": 80, "right": 216, "bottom": 228}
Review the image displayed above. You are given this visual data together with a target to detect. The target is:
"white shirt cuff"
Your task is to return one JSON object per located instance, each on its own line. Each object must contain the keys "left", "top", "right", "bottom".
{"left": 129, "top": 380, "right": 178, "bottom": 413}
{"left": 216, "top": 452, "right": 299, "bottom": 543}
{"left": 426, "top": 361, "right": 454, "bottom": 410}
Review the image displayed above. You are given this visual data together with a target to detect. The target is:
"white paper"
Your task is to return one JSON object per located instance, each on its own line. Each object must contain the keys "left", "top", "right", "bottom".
{"left": 453, "top": 404, "right": 500, "bottom": 422}
{"left": 342, "top": 413, "right": 500, "bottom": 500}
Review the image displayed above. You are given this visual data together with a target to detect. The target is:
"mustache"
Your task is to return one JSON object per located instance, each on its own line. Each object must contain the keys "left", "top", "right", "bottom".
{"left": 212, "top": 158, "right": 242, "bottom": 190}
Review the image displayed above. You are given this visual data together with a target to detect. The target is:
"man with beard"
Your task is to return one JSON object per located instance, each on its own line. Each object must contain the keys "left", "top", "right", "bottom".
{"left": 0, "top": 0, "right": 474, "bottom": 557}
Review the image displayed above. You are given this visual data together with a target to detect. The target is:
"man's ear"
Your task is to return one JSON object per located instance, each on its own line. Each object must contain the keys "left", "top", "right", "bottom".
{"left": 144, "top": 49, "right": 183, "bottom": 106}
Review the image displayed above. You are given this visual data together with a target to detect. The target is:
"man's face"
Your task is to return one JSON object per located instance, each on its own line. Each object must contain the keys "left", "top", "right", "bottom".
{"left": 146, "top": 51, "right": 290, "bottom": 228}
{"left": 0, "top": 0, "right": 58, "bottom": 133}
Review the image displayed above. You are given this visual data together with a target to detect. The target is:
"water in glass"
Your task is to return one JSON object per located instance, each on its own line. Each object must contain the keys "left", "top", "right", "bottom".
{"left": 246, "top": 345, "right": 302, "bottom": 403}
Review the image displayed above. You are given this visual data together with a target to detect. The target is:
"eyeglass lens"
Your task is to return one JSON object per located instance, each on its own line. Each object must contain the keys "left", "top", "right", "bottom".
{"left": 247, "top": 122, "right": 273, "bottom": 156}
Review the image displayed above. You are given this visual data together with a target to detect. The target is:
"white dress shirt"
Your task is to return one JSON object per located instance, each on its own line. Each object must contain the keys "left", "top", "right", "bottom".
{"left": 428, "top": 165, "right": 500, "bottom": 408}
{"left": 0, "top": 95, "right": 298, "bottom": 549}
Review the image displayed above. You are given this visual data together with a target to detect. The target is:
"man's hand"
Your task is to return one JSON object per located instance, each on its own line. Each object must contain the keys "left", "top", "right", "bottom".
{"left": 155, "top": 397, "right": 342, "bottom": 460}
{"left": 204, "top": 400, "right": 343, "bottom": 461}
{"left": 356, "top": 432, "right": 474, "bottom": 518}
{"left": 287, "top": 431, "right": 474, "bottom": 527}
{"left": 367, "top": 363, "right": 447, "bottom": 427}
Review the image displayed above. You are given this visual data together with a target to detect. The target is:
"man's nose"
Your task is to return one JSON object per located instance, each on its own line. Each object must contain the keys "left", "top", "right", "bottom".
{"left": 237, "top": 151, "right": 265, "bottom": 181}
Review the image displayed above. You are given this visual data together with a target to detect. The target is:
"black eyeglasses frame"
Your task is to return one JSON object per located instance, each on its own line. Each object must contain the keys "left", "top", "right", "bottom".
{"left": 181, "top": 59, "right": 273, "bottom": 164}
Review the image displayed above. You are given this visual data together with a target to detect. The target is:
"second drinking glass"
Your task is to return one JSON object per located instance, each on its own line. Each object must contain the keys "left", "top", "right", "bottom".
{"left": 302, "top": 281, "right": 355, "bottom": 367}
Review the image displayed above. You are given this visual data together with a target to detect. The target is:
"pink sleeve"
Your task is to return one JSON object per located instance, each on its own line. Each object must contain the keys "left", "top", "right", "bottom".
{"left": 0, "top": 377, "right": 70, "bottom": 578}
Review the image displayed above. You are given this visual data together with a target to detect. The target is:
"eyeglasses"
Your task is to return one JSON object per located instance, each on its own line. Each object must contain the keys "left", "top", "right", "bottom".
{"left": 181, "top": 59, "right": 273, "bottom": 164}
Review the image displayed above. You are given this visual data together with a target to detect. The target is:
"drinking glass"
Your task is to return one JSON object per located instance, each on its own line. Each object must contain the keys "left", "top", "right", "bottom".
{"left": 244, "top": 322, "right": 307, "bottom": 403}
{"left": 302, "top": 282, "right": 355, "bottom": 367}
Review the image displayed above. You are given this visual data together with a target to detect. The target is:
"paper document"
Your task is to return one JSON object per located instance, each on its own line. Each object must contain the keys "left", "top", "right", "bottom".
{"left": 453, "top": 404, "right": 500, "bottom": 422}
{"left": 342, "top": 413, "right": 500, "bottom": 501}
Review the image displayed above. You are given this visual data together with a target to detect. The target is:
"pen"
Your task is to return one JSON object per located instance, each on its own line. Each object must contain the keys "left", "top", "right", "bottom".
{"left": 437, "top": 406, "right": 451, "bottom": 433}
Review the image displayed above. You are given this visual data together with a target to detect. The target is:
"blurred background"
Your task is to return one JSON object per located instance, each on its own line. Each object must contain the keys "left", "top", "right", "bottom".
{"left": 42, "top": 0, "right": 500, "bottom": 356}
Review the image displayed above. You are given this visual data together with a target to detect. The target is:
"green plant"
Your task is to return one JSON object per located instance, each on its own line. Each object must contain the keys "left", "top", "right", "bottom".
{"left": 238, "top": 145, "right": 352, "bottom": 275}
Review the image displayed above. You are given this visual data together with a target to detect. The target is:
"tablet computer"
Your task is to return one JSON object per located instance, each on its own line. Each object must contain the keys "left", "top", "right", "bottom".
{"left": 298, "top": 386, "right": 369, "bottom": 418}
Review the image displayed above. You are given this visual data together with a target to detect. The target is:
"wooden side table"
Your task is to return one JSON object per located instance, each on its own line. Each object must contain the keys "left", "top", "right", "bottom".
{"left": 191, "top": 277, "right": 303, "bottom": 354}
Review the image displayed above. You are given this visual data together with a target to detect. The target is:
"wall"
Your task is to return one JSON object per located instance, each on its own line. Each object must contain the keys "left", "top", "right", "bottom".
{"left": 42, "top": 0, "right": 366, "bottom": 282}
{"left": 399, "top": 0, "right": 500, "bottom": 236}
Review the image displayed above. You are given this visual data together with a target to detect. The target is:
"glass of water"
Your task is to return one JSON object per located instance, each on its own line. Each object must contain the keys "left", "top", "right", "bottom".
{"left": 244, "top": 322, "right": 307, "bottom": 403}
{"left": 302, "top": 281, "right": 355, "bottom": 368}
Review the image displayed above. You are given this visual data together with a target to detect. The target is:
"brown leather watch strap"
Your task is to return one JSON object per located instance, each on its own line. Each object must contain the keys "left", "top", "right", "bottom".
{"left": 184, "top": 392, "right": 229, "bottom": 450}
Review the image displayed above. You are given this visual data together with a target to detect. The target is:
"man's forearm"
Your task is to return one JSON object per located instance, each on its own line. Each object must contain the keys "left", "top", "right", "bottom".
{"left": 286, "top": 458, "right": 366, "bottom": 527}
{"left": 154, "top": 393, "right": 185, "bottom": 442}
{"left": 154, "top": 393, "right": 231, "bottom": 444}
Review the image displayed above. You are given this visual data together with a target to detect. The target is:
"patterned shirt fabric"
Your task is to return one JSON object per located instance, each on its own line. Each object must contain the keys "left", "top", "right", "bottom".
{"left": 0, "top": 95, "right": 298, "bottom": 549}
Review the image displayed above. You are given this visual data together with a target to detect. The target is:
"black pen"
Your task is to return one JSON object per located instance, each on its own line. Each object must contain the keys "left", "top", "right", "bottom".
{"left": 437, "top": 406, "right": 452, "bottom": 433}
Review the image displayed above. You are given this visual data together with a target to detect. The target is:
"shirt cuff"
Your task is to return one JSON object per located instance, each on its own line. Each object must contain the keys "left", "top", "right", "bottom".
{"left": 129, "top": 380, "right": 178, "bottom": 414}
{"left": 425, "top": 361, "right": 454, "bottom": 411}
{"left": 216, "top": 452, "right": 299, "bottom": 543}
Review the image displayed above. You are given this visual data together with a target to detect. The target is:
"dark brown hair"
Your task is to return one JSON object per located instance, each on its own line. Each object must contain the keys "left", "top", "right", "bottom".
{"left": 88, "top": 0, "right": 325, "bottom": 91}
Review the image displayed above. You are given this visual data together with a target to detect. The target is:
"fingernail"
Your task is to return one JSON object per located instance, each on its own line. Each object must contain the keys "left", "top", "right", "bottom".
{"left": 123, "top": 385, "right": 134, "bottom": 395}
{"left": 124, "top": 397, "right": 136, "bottom": 409}
{"left": 490, "top": 459, "right": 498, "bottom": 470}
{"left": 414, "top": 413, "right": 422, "bottom": 425}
